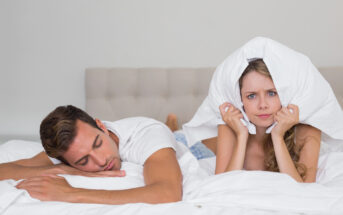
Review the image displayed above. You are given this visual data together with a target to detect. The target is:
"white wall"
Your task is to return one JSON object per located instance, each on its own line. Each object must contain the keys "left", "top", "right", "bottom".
{"left": 0, "top": 0, "right": 342, "bottom": 140}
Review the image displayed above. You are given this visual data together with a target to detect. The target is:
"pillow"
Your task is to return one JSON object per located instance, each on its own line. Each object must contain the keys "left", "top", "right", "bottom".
{"left": 0, "top": 140, "right": 145, "bottom": 190}
{"left": 0, "top": 139, "right": 206, "bottom": 193}
{"left": 0, "top": 140, "right": 44, "bottom": 163}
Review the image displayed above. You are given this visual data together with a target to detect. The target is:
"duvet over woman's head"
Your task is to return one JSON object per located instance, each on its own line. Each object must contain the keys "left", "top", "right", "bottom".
{"left": 183, "top": 37, "right": 343, "bottom": 147}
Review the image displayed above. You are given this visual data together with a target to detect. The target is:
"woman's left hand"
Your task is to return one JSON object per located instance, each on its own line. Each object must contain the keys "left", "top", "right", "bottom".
{"left": 271, "top": 104, "right": 299, "bottom": 137}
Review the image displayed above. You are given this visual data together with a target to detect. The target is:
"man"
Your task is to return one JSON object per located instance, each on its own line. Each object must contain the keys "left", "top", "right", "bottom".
{"left": 0, "top": 105, "right": 182, "bottom": 204}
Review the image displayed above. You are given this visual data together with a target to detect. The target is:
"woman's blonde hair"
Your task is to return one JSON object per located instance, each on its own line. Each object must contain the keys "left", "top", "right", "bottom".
{"left": 239, "top": 59, "right": 306, "bottom": 178}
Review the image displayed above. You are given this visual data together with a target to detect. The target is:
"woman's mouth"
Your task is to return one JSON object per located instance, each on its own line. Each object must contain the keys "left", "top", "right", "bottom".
{"left": 257, "top": 114, "right": 271, "bottom": 119}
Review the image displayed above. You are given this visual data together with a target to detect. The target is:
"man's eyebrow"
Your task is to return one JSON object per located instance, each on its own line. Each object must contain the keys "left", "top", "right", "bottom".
{"left": 74, "top": 134, "right": 99, "bottom": 165}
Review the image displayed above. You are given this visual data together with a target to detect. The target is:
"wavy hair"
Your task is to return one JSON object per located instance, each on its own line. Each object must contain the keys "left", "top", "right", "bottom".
{"left": 239, "top": 59, "right": 306, "bottom": 178}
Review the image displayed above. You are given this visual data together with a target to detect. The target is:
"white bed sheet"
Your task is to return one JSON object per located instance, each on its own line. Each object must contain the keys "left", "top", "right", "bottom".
{"left": 1, "top": 140, "right": 343, "bottom": 215}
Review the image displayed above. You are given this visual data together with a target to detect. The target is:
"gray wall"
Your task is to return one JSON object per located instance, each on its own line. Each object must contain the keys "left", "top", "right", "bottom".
{"left": 0, "top": 0, "right": 342, "bottom": 140}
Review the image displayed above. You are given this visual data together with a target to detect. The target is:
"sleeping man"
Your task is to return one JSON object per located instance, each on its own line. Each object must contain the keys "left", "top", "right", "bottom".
{"left": 0, "top": 105, "right": 182, "bottom": 204}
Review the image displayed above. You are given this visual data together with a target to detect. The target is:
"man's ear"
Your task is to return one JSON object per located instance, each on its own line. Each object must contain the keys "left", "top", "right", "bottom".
{"left": 95, "top": 119, "right": 109, "bottom": 134}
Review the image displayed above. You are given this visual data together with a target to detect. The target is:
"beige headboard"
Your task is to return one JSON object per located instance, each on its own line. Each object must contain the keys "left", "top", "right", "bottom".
{"left": 85, "top": 67, "right": 343, "bottom": 127}
{"left": 85, "top": 68, "right": 215, "bottom": 126}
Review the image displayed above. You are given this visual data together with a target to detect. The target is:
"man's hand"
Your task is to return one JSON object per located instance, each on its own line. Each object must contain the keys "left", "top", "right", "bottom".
{"left": 16, "top": 175, "right": 77, "bottom": 202}
{"left": 0, "top": 151, "right": 125, "bottom": 181}
{"left": 16, "top": 148, "right": 182, "bottom": 205}
{"left": 49, "top": 164, "right": 126, "bottom": 177}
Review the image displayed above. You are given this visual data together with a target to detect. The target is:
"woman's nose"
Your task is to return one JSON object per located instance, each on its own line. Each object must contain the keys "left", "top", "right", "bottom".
{"left": 259, "top": 96, "right": 269, "bottom": 109}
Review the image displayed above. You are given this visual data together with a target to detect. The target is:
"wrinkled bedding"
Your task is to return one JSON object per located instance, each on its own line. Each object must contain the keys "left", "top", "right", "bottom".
{"left": 1, "top": 139, "right": 343, "bottom": 215}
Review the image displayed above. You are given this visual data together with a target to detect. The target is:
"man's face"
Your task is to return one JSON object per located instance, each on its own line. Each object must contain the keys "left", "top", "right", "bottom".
{"left": 62, "top": 120, "right": 121, "bottom": 172}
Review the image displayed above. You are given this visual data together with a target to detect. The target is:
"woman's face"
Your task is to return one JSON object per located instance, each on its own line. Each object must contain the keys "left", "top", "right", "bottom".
{"left": 240, "top": 70, "right": 282, "bottom": 128}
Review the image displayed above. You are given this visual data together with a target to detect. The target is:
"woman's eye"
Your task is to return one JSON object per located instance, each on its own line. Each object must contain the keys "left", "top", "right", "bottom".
{"left": 94, "top": 140, "right": 103, "bottom": 148}
{"left": 247, "top": 94, "right": 256, "bottom": 99}
{"left": 268, "top": 91, "right": 277, "bottom": 96}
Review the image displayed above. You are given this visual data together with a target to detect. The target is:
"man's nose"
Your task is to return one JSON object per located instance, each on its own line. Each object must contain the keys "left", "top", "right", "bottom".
{"left": 91, "top": 152, "right": 107, "bottom": 168}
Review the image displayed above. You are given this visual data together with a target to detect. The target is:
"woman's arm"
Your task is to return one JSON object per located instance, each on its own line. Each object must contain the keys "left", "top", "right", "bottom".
{"left": 272, "top": 124, "right": 321, "bottom": 182}
{"left": 215, "top": 125, "right": 235, "bottom": 173}
{"left": 271, "top": 135, "right": 304, "bottom": 182}
{"left": 271, "top": 104, "right": 321, "bottom": 182}
{"left": 215, "top": 103, "right": 249, "bottom": 174}
{"left": 295, "top": 124, "right": 321, "bottom": 182}
{"left": 215, "top": 125, "right": 248, "bottom": 174}
{"left": 271, "top": 105, "right": 303, "bottom": 182}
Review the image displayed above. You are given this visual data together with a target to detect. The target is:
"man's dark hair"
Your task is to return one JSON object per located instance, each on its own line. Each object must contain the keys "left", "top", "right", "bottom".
{"left": 40, "top": 105, "right": 101, "bottom": 163}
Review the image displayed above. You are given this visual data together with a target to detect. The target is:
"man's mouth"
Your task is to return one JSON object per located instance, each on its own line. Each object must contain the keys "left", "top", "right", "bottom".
{"left": 104, "top": 159, "right": 114, "bottom": 171}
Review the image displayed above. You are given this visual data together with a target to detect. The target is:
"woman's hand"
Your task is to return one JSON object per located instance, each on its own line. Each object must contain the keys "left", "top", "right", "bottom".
{"left": 272, "top": 104, "right": 299, "bottom": 138}
{"left": 219, "top": 102, "right": 248, "bottom": 139}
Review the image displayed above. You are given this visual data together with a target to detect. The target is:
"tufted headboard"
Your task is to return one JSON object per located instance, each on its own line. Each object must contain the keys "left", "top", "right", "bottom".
{"left": 85, "top": 68, "right": 215, "bottom": 126}
{"left": 85, "top": 67, "right": 343, "bottom": 127}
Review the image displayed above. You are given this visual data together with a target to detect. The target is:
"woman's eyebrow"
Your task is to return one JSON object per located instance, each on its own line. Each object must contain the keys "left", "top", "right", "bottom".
{"left": 243, "top": 91, "right": 256, "bottom": 94}
{"left": 243, "top": 88, "right": 277, "bottom": 93}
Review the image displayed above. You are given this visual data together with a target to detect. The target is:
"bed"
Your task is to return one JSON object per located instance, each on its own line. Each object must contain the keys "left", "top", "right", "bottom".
{"left": 85, "top": 67, "right": 343, "bottom": 127}
{"left": 1, "top": 67, "right": 343, "bottom": 214}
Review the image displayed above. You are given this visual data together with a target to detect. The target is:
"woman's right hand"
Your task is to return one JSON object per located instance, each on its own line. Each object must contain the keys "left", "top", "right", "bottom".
{"left": 219, "top": 102, "right": 248, "bottom": 138}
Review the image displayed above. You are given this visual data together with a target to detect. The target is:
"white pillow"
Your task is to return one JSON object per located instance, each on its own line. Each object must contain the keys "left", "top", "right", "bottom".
{"left": 0, "top": 139, "right": 206, "bottom": 193}
{"left": 0, "top": 140, "right": 145, "bottom": 190}
{"left": 0, "top": 140, "right": 44, "bottom": 163}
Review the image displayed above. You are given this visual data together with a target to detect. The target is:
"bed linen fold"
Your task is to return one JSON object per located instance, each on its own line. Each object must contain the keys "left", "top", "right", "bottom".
{"left": 1, "top": 140, "right": 343, "bottom": 214}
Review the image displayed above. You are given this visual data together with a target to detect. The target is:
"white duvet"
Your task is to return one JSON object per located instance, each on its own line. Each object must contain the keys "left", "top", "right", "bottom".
{"left": 183, "top": 37, "right": 343, "bottom": 146}
{"left": 1, "top": 140, "right": 343, "bottom": 215}
{"left": 2, "top": 37, "right": 343, "bottom": 215}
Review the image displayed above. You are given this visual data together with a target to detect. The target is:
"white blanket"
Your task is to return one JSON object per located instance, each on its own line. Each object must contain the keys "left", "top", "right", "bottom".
{"left": 1, "top": 140, "right": 343, "bottom": 214}
{"left": 183, "top": 37, "right": 343, "bottom": 147}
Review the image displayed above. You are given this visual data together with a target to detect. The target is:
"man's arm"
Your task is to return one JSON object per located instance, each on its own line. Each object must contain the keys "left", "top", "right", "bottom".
{"left": 1, "top": 152, "right": 125, "bottom": 181}
{"left": 16, "top": 148, "right": 183, "bottom": 204}
{"left": 0, "top": 151, "right": 56, "bottom": 180}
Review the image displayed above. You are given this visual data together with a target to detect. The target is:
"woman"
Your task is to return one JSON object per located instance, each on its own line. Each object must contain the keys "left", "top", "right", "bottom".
{"left": 216, "top": 59, "right": 321, "bottom": 182}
